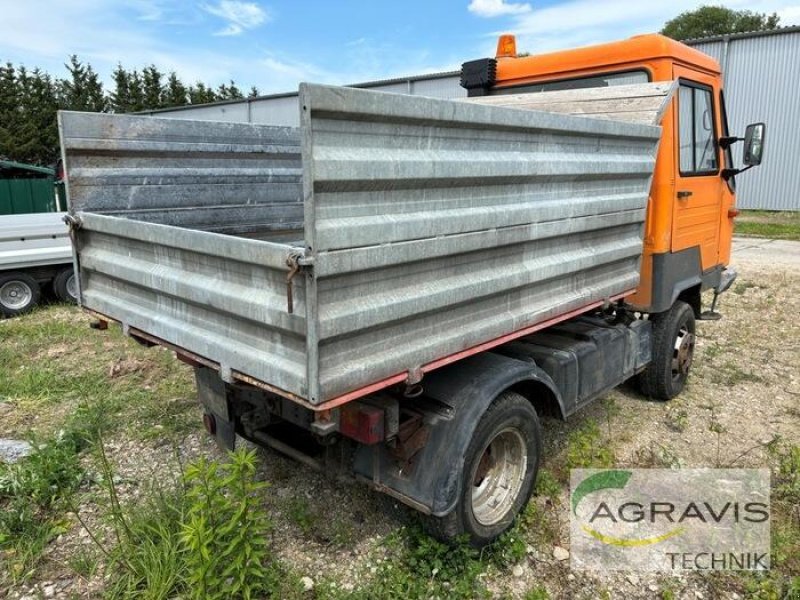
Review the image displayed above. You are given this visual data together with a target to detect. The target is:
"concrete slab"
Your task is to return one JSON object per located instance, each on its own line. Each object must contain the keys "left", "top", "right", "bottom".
{"left": 732, "top": 237, "right": 800, "bottom": 269}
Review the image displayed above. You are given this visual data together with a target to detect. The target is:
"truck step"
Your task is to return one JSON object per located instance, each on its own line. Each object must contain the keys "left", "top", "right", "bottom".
{"left": 698, "top": 310, "right": 723, "bottom": 321}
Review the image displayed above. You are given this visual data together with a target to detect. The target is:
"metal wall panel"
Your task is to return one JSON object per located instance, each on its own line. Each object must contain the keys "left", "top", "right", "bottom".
{"left": 74, "top": 213, "right": 309, "bottom": 398}
{"left": 58, "top": 111, "right": 303, "bottom": 234}
{"left": 300, "top": 84, "right": 661, "bottom": 402}
{"left": 0, "top": 212, "right": 71, "bottom": 270}
{"left": 411, "top": 75, "right": 465, "bottom": 99}
{"left": 688, "top": 32, "right": 800, "bottom": 210}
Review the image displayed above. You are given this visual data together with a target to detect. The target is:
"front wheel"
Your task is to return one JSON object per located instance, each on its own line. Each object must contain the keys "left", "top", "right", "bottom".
{"left": 637, "top": 300, "right": 696, "bottom": 401}
{"left": 426, "top": 391, "right": 541, "bottom": 546}
{"left": 0, "top": 272, "right": 41, "bottom": 317}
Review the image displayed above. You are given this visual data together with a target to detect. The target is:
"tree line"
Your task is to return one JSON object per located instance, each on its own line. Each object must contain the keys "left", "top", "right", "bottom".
{"left": 0, "top": 56, "right": 258, "bottom": 166}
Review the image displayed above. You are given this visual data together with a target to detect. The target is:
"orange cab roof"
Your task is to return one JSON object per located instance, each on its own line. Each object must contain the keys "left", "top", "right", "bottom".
{"left": 495, "top": 33, "right": 720, "bottom": 84}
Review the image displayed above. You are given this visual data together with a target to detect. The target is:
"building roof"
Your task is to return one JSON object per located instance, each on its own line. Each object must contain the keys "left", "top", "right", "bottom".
{"left": 0, "top": 160, "right": 54, "bottom": 177}
{"left": 683, "top": 24, "right": 800, "bottom": 45}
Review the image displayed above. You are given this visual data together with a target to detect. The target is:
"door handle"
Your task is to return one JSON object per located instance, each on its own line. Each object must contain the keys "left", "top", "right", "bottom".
{"left": 677, "top": 191, "right": 693, "bottom": 199}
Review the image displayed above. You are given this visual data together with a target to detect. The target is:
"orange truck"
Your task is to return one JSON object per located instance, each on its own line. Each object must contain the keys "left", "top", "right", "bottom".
{"left": 59, "top": 33, "right": 764, "bottom": 546}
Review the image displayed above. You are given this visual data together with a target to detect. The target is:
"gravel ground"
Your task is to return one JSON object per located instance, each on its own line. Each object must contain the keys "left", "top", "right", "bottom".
{"left": 3, "top": 238, "right": 799, "bottom": 599}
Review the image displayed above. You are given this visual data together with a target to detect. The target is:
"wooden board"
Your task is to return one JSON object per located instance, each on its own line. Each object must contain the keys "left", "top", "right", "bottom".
{"left": 463, "top": 81, "right": 678, "bottom": 126}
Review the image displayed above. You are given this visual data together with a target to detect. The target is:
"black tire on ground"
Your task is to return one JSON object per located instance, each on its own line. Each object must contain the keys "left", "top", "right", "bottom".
{"left": 53, "top": 267, "right": 78, "bottom": 303}
{"left": 0, "top": 272, "right": 41, "bottom": 317}
{"left": 425, "top": 391, "right": 541, "bottom": 546}
{"left": 637, "top": 300, "right": 696, "bottom": 401}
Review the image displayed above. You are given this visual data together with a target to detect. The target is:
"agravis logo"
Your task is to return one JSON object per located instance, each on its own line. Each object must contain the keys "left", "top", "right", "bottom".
{"left": 571, "top": 470, "right": 685, "bottom": 547}
{"left": 569, "top": 469, "right": 771, "bottom": 571}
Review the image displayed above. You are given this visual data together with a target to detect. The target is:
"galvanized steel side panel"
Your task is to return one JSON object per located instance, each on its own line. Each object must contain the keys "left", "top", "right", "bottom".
{"left": 58, "top": 111, "right": 303, "bottom": 234}
{"left": 300, "top": 84, "right": 661, "bottom": 403}
{"left": 0, "top": 212, "right": 72, "bottom": 270}
{"left": 73, "top": 213, "right": 309, "bottom": 398}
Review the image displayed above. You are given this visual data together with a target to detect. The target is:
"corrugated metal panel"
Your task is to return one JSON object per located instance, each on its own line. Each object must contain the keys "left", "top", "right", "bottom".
{"left": 58, "top": 111, "right": 303, "bottom": 234}
{"left": 299, "top": 84, "right": 661, "bottom": 402}
{"left": 411, "top": 75, "right": 465, "bottom": 99}
{"left": 688, "top": 32, "right": 800, "bottom": 210}
{"left": 76, "top": 213, "right": 308, "bottom": 398}
{"left": 59, "top": 112, "right": 310, "bottom": 398}
{"left": 61, "top": 86, "right": 661, "bottom": 406}
{"left": 0, "top": 212, "right": 71, "bottom": 270}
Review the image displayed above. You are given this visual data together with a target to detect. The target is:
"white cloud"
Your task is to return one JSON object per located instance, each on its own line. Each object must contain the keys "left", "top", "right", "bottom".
{"left": 497, "top": 0, "right": 800, "bottom": 54}
{"left": 201, "top": 0, "right": 269, "bottom": 36}
{"left": 468, "top": 0, "right": 532, "bottom": 18}
{"left": 777, "top": 4, "right": 800, "bottom": 24}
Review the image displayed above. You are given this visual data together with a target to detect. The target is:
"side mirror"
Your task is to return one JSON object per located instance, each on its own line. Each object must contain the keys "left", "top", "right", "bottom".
{"left": 743, "top": 122, "right": 765, "bottom": 166}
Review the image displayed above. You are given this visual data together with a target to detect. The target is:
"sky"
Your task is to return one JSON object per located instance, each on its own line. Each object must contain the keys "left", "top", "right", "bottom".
{"left": 2, "top": 0, "right": 800, "bottom": 95}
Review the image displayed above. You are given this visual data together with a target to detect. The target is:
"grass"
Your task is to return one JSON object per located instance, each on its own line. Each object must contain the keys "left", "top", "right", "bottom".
{"left": 0, "top": 430, "right": 86, "bottom": 585}
{"left": 735, "top": 210, "right": 800, "bottom": 241}
{"left": 0, "top": 306, "right": 196, "bottom": 441}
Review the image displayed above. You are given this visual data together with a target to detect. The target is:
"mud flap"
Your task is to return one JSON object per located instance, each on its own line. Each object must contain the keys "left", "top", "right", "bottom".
{"left": 195, "top": 367, "right": 236, "bottom": 451}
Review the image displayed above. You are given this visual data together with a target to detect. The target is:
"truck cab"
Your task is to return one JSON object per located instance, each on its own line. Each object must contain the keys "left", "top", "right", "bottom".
{"left": 461, "top": 33, "right": 762, "bottom": 315}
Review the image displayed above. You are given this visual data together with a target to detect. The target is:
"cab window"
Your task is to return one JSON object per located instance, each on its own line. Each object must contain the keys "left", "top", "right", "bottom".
{"left": 678, "top": 83, "right": 718, "bottom": 175}
{"left": 491, "top": 70, "right": 649, "bottom": 95}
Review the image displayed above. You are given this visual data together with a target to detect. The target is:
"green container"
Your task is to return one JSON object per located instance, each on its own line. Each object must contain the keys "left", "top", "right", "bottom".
{"left": 0, "top": 160, "right": 60, "bottom": 215}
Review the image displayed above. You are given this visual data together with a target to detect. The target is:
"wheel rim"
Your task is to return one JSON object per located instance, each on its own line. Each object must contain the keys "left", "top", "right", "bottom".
{"left": 66, "top": 274, "right": 78, "bottom": 300}
{"left": 471, "top": 428, "right": 527, "bottom": 526}
{"left": 0, "top": 280, "right": 33, "bottom": 310}
{"left": 672, "top": 324, "right": 695, "bottom": 380}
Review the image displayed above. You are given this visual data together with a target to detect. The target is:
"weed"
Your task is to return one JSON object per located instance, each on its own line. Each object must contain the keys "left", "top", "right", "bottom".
{"left": 67, "top": 548, "right": 100, "bottom": 580}
{"left": 566, "top": 419, "right": 615, "bottom": 469}
{"left": 524, "top": 584, "right": 550, "bottom": 600}
{"left": 286, "top": 496, "right": 315, "bottom": 536}
{"left": 665, "top": 407, "right": 689, "bottom": 433}
{"left": 733, "top": 281, "right": 759, "bottom": 295}
{"left": 711, "top": 362, "right": 764, "bottom": 387}
{"left": 635, "top": 444, "right": 683, "bottom": 468}
{"left": 534, "top": 469, "right": 562, "bottom": 501}
{"left": 518, "top": 500, "right": 560, "bottom": 547}
{"left": 83, "top": 446, "right": 280, "bottom": 600}
{"left": 0, "top": 431, "right": 84, "bottom": 585}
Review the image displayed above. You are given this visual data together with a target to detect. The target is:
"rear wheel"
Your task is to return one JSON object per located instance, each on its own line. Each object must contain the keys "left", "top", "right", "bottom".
{"left": 426, "top": 391, "right": 541, "bottom": 546}
{"left": 637, "top": 300, "right": 696, "bottom": 401}
{"left": 0, "top": 272, "right": 41, "bottom": 317}
{"left": 53, "top": 267, "right": 78, "bottom": 303}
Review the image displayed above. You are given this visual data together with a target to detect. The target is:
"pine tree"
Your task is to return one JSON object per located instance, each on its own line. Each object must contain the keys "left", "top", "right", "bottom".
{"left": 142, "top": 65, "right": 164, "bottom": 109}
{"left": 189, "top": 82, "right": 217, "bottom": 105}
{"left": 164, "top": 72, "right": 188, "bottom": 107}
{"left": 127, "top": 70, "right": 146, "bottom": 113}
{"left": 248, "top": 86, "right": 259, "bottom": 98}
{"left": 0, "top": 62, "right": 19, "bottom": 160}
{"left": 110, "top": 64, "right": 132, "bottom": 113}
{"left": 59, "top": 55, "right": 106, "bottom": 112}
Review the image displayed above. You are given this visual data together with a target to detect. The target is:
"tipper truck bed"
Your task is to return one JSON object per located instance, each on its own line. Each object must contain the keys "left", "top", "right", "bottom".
{"left": 60, "top": 83, "right": 662, "bottom": 406}
{"left": 59, "top": 33, "right": 764, "bottom": 545}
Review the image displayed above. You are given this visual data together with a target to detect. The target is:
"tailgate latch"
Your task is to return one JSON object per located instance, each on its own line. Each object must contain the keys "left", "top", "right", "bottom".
{"left": 285, "top": 252, "right": 312, "bottom": 314}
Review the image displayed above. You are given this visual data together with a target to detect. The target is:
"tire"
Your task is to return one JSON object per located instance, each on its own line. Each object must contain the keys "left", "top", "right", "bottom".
{"left": 425, "top": 391, "right": 541, "bottom": 546}
{"left": 53, "top": 267, "right": 78, "bottom": 304}
{"left": 637, "top": 300, "right": 696, "bottom": 401}
{"left": 0, "top": 272, "right": 41, "bottom": 317}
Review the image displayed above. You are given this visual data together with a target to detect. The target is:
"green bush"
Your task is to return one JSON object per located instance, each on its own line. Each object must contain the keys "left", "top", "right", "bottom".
{"left": 90, "top": 447, "right": 277, "bottom": 600}
{"left": 182, "top": 449, "right": 272, "bottom": 600}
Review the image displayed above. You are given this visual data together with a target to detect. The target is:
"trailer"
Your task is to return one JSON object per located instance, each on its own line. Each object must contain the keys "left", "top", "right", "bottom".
{"left": 0, "top": 212, "right": 77, "bottom": 316}
{"left": 58, "top": 34, "right": 764, "bottom": 545}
